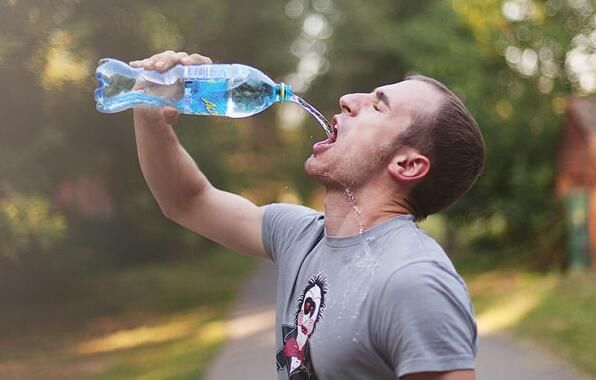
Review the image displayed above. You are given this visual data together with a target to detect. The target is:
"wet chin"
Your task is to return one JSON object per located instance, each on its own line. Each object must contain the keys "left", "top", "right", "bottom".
{"left": 305, "top": 153, "right": 383, "bottom": 190}
{"left": 304, "top": 156, "right": 351, "bottom": 189}
{"left": 305, "top": 155, "right": 333, "bottom": 184}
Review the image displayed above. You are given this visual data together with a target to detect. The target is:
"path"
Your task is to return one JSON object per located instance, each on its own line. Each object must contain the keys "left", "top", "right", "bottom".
{"left": 476, "top": 334, "right": 589, "bottom": 380}
{"left": 204, "top": 260, "right": 277, "bottom": 380}
{"left": 205, "top": 260, "right": 590, "bottom": 380}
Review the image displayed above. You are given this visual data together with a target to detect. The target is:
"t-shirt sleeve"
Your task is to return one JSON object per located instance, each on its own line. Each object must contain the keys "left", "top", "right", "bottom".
{"left": 371, "top": 261, "right": 478, "bottom": 378}
{"left": 262, "top": 203, "right": 322, "bottom": 263}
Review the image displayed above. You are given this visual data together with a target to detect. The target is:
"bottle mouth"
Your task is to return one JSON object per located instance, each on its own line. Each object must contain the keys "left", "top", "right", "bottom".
{"left": 276, "top": 83, "right": 293, "bottom": 103}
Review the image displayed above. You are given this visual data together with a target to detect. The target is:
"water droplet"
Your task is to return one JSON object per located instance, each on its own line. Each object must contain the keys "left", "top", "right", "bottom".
{"left": 352, "top": 338, "right": 359, "bottom": 343}
{"left": 344, "top": 187, "right": 364, "bottom": 234}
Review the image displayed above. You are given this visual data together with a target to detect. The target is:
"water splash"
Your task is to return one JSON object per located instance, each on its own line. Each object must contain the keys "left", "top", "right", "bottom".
{"left": 344, "top": 188, "right": 364, "bottom": 234}
{"left": 332, "top": 188, "right": 381, "bottom": 328}
{"left": 290, "top": 94, "right": 334, "bottom": 139}
{"left": 344, "top": 188, "right": 379, "bottom": 318}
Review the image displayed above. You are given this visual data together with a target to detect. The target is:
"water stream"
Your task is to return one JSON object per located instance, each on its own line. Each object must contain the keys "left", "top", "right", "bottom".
{"left": 290, "top": 94, "right": 334, "bottom": 139}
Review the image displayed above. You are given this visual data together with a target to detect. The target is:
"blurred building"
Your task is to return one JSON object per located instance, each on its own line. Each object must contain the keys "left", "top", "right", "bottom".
{"left": 556, "top": 96, "right": 596, "bottom": 271}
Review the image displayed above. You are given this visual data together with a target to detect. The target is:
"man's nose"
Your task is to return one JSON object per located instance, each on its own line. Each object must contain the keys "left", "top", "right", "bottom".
{"left": 339, "top": 93, "right": 368, "bottom": 116}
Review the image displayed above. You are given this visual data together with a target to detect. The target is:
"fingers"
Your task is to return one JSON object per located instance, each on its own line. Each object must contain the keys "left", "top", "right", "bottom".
{"left": 181, "top": 53, "right": 212, "bottom": 65}
{"left": 129, "top": 51, "right": 186, "bottom": 72}
{"left": 130, "top": 51, "right": 213, "bottom": 72}
{"left": 156, "top": 51, "right": 189, "bottom": 71}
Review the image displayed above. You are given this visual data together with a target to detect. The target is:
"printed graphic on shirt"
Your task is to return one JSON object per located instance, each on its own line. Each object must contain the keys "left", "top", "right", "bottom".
{"left": 276, "top": 273, "right": 328, "bottom": 380}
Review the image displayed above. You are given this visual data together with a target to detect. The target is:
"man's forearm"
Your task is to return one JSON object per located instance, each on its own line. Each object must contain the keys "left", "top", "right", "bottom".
{"left": 133, "top": 108, "right": 210, "bottom": 217}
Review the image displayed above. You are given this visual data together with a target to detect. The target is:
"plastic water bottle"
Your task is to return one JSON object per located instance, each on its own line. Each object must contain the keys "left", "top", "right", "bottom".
{"left": 94, "top": 58, "right": 293, "bottom": 117}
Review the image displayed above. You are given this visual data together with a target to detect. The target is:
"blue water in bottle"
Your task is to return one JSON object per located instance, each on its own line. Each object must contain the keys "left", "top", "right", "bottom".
{"left": 94, "top": 59, "right": 333, "bottom": 137}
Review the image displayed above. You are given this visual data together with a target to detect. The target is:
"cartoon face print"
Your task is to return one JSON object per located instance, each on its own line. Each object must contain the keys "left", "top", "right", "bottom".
{"left": 297, "top": 285, "right": 322, "bottom": 337}
{"left": 276, "top": 273, "right": 328, "bottom": 380}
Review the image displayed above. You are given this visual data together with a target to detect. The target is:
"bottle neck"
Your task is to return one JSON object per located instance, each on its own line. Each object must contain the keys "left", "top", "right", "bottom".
{"left": 275, "top": 83, "right": 293, "bottom": 103}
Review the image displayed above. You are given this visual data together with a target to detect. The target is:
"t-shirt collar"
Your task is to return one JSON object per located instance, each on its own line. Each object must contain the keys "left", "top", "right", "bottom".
{"left": 324, "top": 214, "right": 415, "bottom": 248}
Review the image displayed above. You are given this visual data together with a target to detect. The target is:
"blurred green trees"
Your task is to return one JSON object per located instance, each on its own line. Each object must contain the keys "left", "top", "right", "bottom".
{"left": 0, "top": 0, "right": 594, "bottom": 273}
{"left": 0, "top": 0, "right": 301, "bottom": 270}
{"left": 303, "top": 0, "right": 593, "bottom": 263}
{"left": 0, "top": 193, "right": 67, "bottom": 259}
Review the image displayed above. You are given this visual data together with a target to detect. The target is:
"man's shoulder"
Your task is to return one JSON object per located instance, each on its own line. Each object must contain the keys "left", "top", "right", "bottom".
{"left": 372, "top": 227, "right": 467, "bottom": 302}
{"left": 369, "top": 258, "right": 473, "bottom": 325}
{"left": 262, "top": 203, "right": 325, "bottom": 261}
{"left": 373, "top": 220, "right": 457, "bottom": 272}
{"left": 379, "top": 259, "right": 465, "bottom": 291}
{"left": 265, "top": 203, "right": 323, "bottom": 220}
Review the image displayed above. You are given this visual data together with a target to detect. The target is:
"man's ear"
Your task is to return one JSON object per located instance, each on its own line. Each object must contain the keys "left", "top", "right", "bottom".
{"left": 387, "top": 147, "right": 430, "bottom": 184}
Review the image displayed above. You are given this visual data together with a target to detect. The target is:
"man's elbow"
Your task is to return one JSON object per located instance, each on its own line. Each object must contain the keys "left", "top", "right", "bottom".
{"left": 159, "top": 202, "right": 181, "bottom": 221}
{"left": 157, "top": 187, "right": 209, "bottom": 223}
{"left": 157, "top": 194, "right": 196, "bottom": 222}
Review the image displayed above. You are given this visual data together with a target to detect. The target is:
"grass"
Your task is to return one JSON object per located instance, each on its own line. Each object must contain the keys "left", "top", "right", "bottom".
{"left": 514, "top": 272, "right": 596, "bottom": 376}
{"left": 0, "top": 248, "right": 254, "bottom": 379}
{"left": 421, "top": 214, "right": 596, "bottom": 376}
{"left": 462, "top": 268, "right": 596, "bottom": 377}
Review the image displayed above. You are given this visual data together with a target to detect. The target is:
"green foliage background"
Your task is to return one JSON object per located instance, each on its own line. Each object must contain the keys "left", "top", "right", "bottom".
{"left": 0, "top": 0, "right": 594, "bottom": 278}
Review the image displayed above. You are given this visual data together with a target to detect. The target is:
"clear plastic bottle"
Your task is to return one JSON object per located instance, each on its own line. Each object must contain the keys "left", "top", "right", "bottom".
{"left": 94, "top": 58, "right": 293, "bottom": 117}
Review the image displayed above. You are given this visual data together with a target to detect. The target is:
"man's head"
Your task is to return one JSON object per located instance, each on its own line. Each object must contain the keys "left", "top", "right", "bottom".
{"left": 304, "top": 74, "right": 485, "bottom": 220}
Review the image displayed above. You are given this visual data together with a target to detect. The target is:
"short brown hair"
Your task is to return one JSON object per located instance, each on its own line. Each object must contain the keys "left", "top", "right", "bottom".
{"left": 398, "top": 74, "right": 485, "bottom": 221}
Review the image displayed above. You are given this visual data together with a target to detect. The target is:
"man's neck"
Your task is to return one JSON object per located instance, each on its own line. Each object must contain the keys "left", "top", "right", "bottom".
{"left": 323, "top": 183, "right": 412, "bottom": 237}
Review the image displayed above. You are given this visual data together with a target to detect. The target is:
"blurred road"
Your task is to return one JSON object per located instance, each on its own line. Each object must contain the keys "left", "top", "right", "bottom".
{"left": 204, "top": 260, "right": 277, "bottom": 380}
{"left": 205, "top": 260, "right": 589, "bottom": 380}
{"left": 476, "top": 334, "right": 589, "bottom": 380}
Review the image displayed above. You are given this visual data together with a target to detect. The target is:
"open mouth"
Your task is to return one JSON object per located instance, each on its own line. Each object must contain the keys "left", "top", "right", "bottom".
{"left": 312, "top": 116, "right": 338, "bottom": 154}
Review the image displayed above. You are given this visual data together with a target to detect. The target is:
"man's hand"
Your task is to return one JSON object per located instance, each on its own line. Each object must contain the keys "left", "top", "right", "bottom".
{"left": 129, "top": 50, "right": 213, "bottom": 124}
{"left": 131, "top": 50, "right": 269, "bottom": 259}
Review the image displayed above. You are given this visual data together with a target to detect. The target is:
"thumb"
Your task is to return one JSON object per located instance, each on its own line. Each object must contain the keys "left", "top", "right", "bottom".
{"left": 162, "top": 107, "right": 180, "bottom": 125}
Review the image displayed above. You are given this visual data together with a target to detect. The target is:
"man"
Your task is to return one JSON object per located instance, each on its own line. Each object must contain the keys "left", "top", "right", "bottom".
{"left": 131, "top": 50, "right": 485, "bottom": 380}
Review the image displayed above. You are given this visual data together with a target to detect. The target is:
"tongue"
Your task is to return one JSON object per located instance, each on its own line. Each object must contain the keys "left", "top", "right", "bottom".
{"left": 312, "top": 131, "right": 336, "bottom": 151}
{"left": 313, "top": 137, "right": 334, "bottom": 152}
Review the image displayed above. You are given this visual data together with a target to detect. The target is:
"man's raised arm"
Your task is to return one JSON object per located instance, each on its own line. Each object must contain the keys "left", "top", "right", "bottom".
{"left": 131, "top": 50, "right": 268, "bottom": 259}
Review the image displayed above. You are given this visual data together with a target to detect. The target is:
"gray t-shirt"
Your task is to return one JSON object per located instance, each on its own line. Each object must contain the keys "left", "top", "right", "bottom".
{"left": 262, "top": 203, "right": 477, "bottom": 379}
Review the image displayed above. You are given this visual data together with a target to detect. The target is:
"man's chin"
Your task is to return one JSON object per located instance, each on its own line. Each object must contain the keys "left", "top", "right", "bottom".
{"left": 304, "top": 157, "right": 339, "bottom": 187}
{"left": 304, "top": 155, "right": 325, "bottom": 179}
